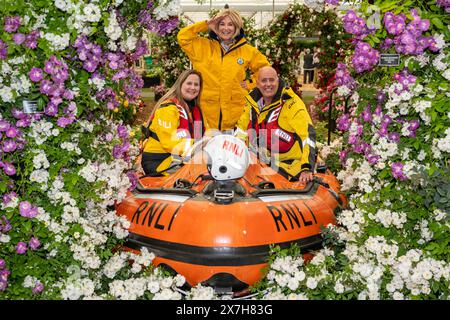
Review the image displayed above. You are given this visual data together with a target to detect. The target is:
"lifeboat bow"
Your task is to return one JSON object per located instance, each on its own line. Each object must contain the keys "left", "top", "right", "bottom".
{"left": 116, "top": 135, "right": 347, "bottom": 292}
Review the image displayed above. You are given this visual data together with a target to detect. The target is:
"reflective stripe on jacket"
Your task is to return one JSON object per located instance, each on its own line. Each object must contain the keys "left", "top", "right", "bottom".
{"left": 235, "top": 86, "right": 316, "bottom": 179}
{"left": 177, "top": 21, "right": 269, "bottom": 131}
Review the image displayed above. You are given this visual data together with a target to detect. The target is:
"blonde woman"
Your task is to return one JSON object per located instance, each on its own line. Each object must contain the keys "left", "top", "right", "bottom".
{"left": 141, "top": 70, "right": 205, "bottom": 175}
{"left": 178, "top": 8, "right": 269, "bottom": 131}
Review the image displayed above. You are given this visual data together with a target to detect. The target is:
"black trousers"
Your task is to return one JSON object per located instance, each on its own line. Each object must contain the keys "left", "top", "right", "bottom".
{"left": 141, "top": 152, "right": 171, "bottom": 175}
{"left": 303, "top": 69, "right": 314, "bottom": 84}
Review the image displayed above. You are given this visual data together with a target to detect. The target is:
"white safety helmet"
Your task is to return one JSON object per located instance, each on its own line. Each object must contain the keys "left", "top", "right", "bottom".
{"left": 203, "top": 135, "right": 250, "bottom": 180}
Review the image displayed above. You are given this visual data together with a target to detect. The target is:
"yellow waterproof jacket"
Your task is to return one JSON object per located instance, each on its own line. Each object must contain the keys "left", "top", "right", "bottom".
{"left": 235, "top": 86, "right": 316, "bottom": 179}
{"left": 143, "top": 99, "right": 202, "bottom": 173}
{"left": 178, "top": 21, "right": 269, "bottom": 131}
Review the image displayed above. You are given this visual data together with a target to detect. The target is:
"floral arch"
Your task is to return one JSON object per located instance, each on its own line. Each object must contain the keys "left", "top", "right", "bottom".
{"left": 255, "top": 2, "right": 351, "bottom": 94}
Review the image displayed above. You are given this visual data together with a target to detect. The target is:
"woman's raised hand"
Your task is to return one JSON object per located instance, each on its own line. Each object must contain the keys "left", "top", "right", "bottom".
{"left": 207, "top": 16, "right": 221, "bottom": 33}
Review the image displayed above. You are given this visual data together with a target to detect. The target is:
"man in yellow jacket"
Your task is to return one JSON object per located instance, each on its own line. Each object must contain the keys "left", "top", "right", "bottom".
{"left": 177, "top": 9, "right": 269, "bottom": 131}
{"left": 235, "top": 66, "right": 316, "bottom": 183}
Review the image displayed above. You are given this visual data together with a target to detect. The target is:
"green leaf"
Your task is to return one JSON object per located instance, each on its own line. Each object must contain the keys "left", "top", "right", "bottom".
{"left": 379, "top": 170, "right": 388, "bottom": 179}
{"left": 0, "top": 181, "right": 7, "bottom": 193}
{"left": 431, "top": 111, "right": 437, "bottom": 121}
{"left": 408, "top": 59, "right": 420, "bottom": 71}
{"left": 37, "top": 97, "right": 46, "bottom": 110}
{"left": 431, "top": 17, "right": 444, "bottom": 29}
{"left": 437, "top": 187, "right": 446, "bottom": 196}
{"left": 23, "top": 220, "right": 32, "bottom": 233}
{"left": 378, "top": 1, "right": 397, "bottom": 11}
{"left": 407, "top": 210, "right": 418, "bottom": 220}
{"left": 431, "top": 281, "right": 441, "bottom": 292}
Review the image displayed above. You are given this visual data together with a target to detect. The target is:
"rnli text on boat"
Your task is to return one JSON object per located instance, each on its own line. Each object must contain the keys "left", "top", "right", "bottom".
{"left": 267, "top": 203, "right": 318, "bottom": 232}
{"left": 131, "top": 201, "right": 181, "bottom": 231}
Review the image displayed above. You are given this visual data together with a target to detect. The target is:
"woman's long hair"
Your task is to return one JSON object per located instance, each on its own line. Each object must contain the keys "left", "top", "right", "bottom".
{"left": 146, "top": 69, "right": 203, "bottom": 125}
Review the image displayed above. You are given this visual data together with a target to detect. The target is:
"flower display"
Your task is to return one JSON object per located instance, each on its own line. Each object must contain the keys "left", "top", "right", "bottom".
{"left": 437, "top": 0, "right": 450, "bottom": 12}
{"left": 1, "top": 0, "right": 448, "bottom": 301}
{"left": 254, "top": 2, "right": 350, "bottom": 95}
{"left": 343, "top": 10, "right": 374, "bottom": 40}
{"left": 0, "top": 0, "right": 188, "bottom": 300}
{"left": 254, "top": 0, "right": 450, "bottom": 300}
{"left": 138, "top": 1, "right": 180, "bottom": 37}
{"left": 335, "top": 63, "right": 356, "bottom": 90}
{"left": 351, "top": 41, "right": 380, "bottom": 73}
{"left": 150, "top": 19, "right": 190, "bottom": 87}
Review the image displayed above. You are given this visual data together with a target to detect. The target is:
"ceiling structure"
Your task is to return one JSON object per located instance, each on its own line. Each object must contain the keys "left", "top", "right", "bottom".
{"left": 179, "top": 1, "right": 355, "bottom": 28}
{"left": 180, "top": 0, "right": 297, "bottom": 28}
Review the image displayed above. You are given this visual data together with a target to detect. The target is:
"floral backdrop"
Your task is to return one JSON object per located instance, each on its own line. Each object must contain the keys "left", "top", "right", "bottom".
{"left": 0, "top": 0, "right": 189, "bottom": 299}
{"left": 0, "top": 0, "right": 449, "bottom": 300}
{"left": 150, "top": 18, "right": 190, "bottom": 88}
{"left": 254, "top": 1, "right": 350, "bottom": 97}
{"left": 255, "top": 0, "right": 450, "bottom": 299}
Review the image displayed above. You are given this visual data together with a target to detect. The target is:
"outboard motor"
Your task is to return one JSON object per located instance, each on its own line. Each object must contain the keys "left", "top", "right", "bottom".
{"left": 203, "top": 135, "right": 249, "bottom": 204}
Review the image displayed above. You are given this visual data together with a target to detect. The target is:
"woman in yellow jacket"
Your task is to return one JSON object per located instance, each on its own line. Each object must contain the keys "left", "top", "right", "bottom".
{"left": 177, "top": 8, "right": 269, "bottom": 131}
{"left": 141, "top": 70, "right": 204, "bottom": 175}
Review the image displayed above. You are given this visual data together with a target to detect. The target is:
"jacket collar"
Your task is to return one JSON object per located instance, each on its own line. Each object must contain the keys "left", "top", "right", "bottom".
{"left": 248, "top": 79, "right": 289, "bottom": 109}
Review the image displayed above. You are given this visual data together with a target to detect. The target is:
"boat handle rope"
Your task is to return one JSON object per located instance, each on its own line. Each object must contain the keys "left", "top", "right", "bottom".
{"left": 313, "top": 177, "right": 344, "bottom": 208}
{"left": 241, "top": 176, "right": 275, "bottom": 190}
{"left": 250, "top": 176, "right": 329, "bottom": 196}
{"left": 313, "top": 176, "right": 330, "bottom": 188}
{"left": 173, "top": 173, "right": 214, "bottom": 189}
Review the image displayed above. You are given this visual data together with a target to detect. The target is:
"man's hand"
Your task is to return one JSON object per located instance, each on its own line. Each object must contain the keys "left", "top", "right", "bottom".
{"left": 299, "top": 170, "right": 313, "bottom": 183}
{"left": 240, "top": 81, "right": 248, "bottom": 90}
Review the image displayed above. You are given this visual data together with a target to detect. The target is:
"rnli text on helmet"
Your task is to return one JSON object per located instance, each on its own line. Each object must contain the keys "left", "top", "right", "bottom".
{"left": 222, "top": 139, "right": 243, "bottom": 157}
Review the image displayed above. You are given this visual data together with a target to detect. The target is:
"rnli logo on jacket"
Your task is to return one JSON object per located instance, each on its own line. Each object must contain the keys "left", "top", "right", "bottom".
{"left": 267, "top": 106, "right": 282, "bottom": 123}
{"left": 158, "top": 119, "right": 171, "bottom": 128}
{"left": 237, "top": 58, "right": 244, "bottom": 65}
{"left": 176, "top": 105, "right": 188, "bottom": 120}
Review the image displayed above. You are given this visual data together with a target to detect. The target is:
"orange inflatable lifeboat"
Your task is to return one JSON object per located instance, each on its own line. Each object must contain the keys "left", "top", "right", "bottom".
{"left": 116, "top": 135, "right": 347, "bottom": 292}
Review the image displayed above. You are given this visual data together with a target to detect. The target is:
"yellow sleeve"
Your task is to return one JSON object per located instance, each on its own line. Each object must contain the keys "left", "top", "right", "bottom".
{"left": 245, "top": 47, "right": 270, "bottom": 91}
{"left": 177, "top": 21, "right": 210, "bottom": 62}
{"left": 234, "top": 101, "right": 251, "bottom": 142}
{"left": 288, "top": 98, "right": 316, "bottom": 172}
{"left": 150, "top": 105, "right": 194, "bottom": 156}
